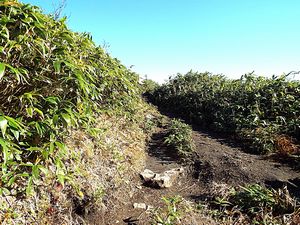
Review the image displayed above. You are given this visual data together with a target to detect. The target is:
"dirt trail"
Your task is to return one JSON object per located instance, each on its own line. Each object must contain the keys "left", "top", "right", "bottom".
{"left": 191, "top": 130, "right": 300, "bottom": 189}
{"left": 104, "top": 125, "right": 300, "bottom": 225}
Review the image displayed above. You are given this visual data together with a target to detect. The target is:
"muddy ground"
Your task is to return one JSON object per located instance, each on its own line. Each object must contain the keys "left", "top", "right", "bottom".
{"left": 92, "top": 122, "right": 300, "bottom": 225}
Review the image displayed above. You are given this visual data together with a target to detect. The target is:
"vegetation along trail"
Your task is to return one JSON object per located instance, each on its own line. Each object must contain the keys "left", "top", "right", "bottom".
{"left": 1, "top": 1, "right": 300, "bottom": 224}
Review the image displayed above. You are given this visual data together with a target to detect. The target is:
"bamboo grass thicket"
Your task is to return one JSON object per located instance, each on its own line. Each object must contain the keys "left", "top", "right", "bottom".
{"left": 0, "top": 0, "right": 142, "bottom": 194}
{"left": 149, "top": 71, "right": 300, "bottom": 153}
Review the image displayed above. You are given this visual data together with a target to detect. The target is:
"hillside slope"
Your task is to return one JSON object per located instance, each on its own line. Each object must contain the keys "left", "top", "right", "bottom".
{"left": 0, "top": 1, "right": 156, "bottom": 223}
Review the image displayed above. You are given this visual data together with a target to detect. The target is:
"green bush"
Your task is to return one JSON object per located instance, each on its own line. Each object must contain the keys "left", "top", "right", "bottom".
{"left": 230, "top": 185, "right": 276, "bottom": 214}
{"left": 141, "top": 78, "right": 159, "bottom": 94}
{"left": 154, "top": 196, "right": 182, "bottom": 225}
{"left": 150, "top": 71, "right": 300, "bottom": 154}
{"left": 0, "top": 0, "right": 141, "bottom": 194}
{"left": 164, "top": 119, "right": 195, "bottom": 157}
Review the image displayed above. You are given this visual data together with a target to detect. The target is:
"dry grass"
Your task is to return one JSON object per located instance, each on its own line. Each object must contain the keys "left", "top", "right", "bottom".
{"left": 275, "top": 135, "right": 299, "bottom": 156}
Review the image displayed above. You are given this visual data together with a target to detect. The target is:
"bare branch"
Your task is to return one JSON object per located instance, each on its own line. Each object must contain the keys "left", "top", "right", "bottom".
{"left": 52, "top": 0, "right": 67, "bottom": 20}
{"left": 286, "top": 71, "right": 300, "bottom": 76}
{"left": 286, "top": 71, "right": 300, "bottom": 80}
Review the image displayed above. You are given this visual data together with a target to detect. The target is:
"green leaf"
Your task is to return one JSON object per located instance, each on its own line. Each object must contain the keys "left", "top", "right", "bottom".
{"left": 55, "top": 141, "right": 66, "bottom": 152}
{"left": 0, "top": 62, "right": 5, "bottom": 80}
{"left": 41, "top": 147, "right": 49, "bottom": 159}
{"left": 7, "top": 176, "right": 16, "bottom": 187}
{"left": 35, "top": 122, "right": 43, "bottom": 136}
{"left": 5, "top": 64, "right": 21, "bottom": 83}
{"left": 52, "top": 114, "right": 59, "bottom": 125}
{"left": 34, "top": 107, "right": 44, "bottom": 118}
{"left": 18, "top": 172, "right": 30, "bottom": 177}
{"left": 32, "top": 165, "right": 40, "bottom": 180}
{"left": 0, "top": 116, "right": 8, "bottom": 137}
{"left": 38, "top": 166, "right": 48, "bottom": 176}
{"left": 27, "top": 147, "right": 42, "bottom": 152}
{"left": 45, "top": 96, "right": 59, "bottom": 105}
{"left": 26, "top": 177, "right": 34, "bottom": 196}
{"left": 61, "top": 113, "right": 71, "bottom": 126}
{"left": 0, "top": 138, "right": 9, "bottom": 163}
{"left": 53, "top": 61, "right": 61, "bottom": 73}
{"left": 0, "top": 27, "right": 9, "bottom": 39}
{"left": 57, "top": 174, "right": 65, "bottom": 186}
{"left": 49, "top": 141, "right": 55, "bottom": 154}
{"left": 26, "top": 107, "right": 34, "bottom": 118}
{"left": 0, "top": 188, "right": 10, "bottom": 195}
{"left": 5, "top": 116, "right": 22, "bottom": 130}
{"left": 10, "top": 129, "right": 20, "bottom": 141}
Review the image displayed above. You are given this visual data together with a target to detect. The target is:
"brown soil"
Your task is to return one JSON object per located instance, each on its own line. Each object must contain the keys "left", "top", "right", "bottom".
{"left": 94, "top": 125, "right": 300, "bottom": 225}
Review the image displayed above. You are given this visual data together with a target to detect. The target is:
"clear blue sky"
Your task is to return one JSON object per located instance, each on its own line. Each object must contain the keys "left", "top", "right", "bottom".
{"left": 22, "top": 0, "right": 300, "bottom": 83}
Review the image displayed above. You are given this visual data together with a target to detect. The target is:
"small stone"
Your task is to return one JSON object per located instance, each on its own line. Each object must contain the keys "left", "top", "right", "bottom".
{"left": 133, "top": 203, "right": 147, "bottom": 209}
{"left": 140, "top": 169, "right": 155, "bottom": 182}
{"left": 153, "top": 174, "right": 172, "bottom": 188}
{"left": 145, "top": 114, "right": 154, "bottom": 120}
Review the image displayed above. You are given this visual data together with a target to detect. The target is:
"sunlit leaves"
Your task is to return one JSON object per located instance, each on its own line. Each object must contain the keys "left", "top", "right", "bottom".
{"left": 0, "top": 116, "right": 8, "bottom": 137}
{"left": 151, "top": 72, "right": 300, "bottom": 154}
{"left": 0, "top": 0, "right": 141, "bottom": 196}
{"left": 164, "top": 119, "right": 195, "bottom": 157}
{"left": 53, "top": 60, "right": 62, "bottom": 73}
{"left": 0, "top": 62, "right": 5, "bottom": 80}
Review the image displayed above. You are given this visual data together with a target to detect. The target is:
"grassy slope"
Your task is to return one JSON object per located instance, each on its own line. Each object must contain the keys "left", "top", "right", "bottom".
{"left": 0, "top": 1, "right": 158, "bottom": 223}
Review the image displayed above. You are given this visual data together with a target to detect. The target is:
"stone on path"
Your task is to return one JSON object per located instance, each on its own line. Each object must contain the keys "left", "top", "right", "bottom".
{"left": 140, "top": 167, "right": 184, "bottom": 188}
{"left": 133, "top": 203, "right": 154, "bottom": 211}
{"left": 133, "top": 203, "right": 147, "bottom": 209}
{"left": 140, "top": 169, "right": 156, "bottom": 182}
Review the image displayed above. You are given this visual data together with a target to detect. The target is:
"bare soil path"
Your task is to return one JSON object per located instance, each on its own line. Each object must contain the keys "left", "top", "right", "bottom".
{"left": 103, "top": 124, "right": 300, "bottom": 225}
{"left": 191, "top": 130, "right": 300, "bottom": 191}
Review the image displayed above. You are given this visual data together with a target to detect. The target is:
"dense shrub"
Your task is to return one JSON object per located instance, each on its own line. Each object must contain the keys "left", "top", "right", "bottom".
{"left": 142, "top": 78, "right": 160, "bottom": 95}
{"left": 0, "top": 0, "right": 141, "bottom": 194}
{"left": 150, "top": 71, "right": 300, "bottom": 153}
{"left": 164, "top": 119, "right": 195, "bottom": 157}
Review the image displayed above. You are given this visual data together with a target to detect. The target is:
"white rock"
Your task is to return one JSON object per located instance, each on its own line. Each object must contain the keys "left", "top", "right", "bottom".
{"left": 145, "top": 114, "right": 154, "bottom": 120}
{"left": 140, "top": 169, "right": 155, "bottom": 182}
{"left": 140, "top": 167, "right": 184, "bottom": 188}
{"left": 153, "top": 174, "right": 172, "bottom": 188}
{"left": 133, "top": 203, "right": 147, "bottom": 209}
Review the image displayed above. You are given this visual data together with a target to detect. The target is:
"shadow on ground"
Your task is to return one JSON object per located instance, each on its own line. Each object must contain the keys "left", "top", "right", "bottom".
{"left": 151, "top": 105, "right": 251, "bottom": 152}
{"left": 265, "top": 178, "right": 300, "bottom": 199}
{"left": 146, "top": 129, "right": 180, "bottom": 164}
